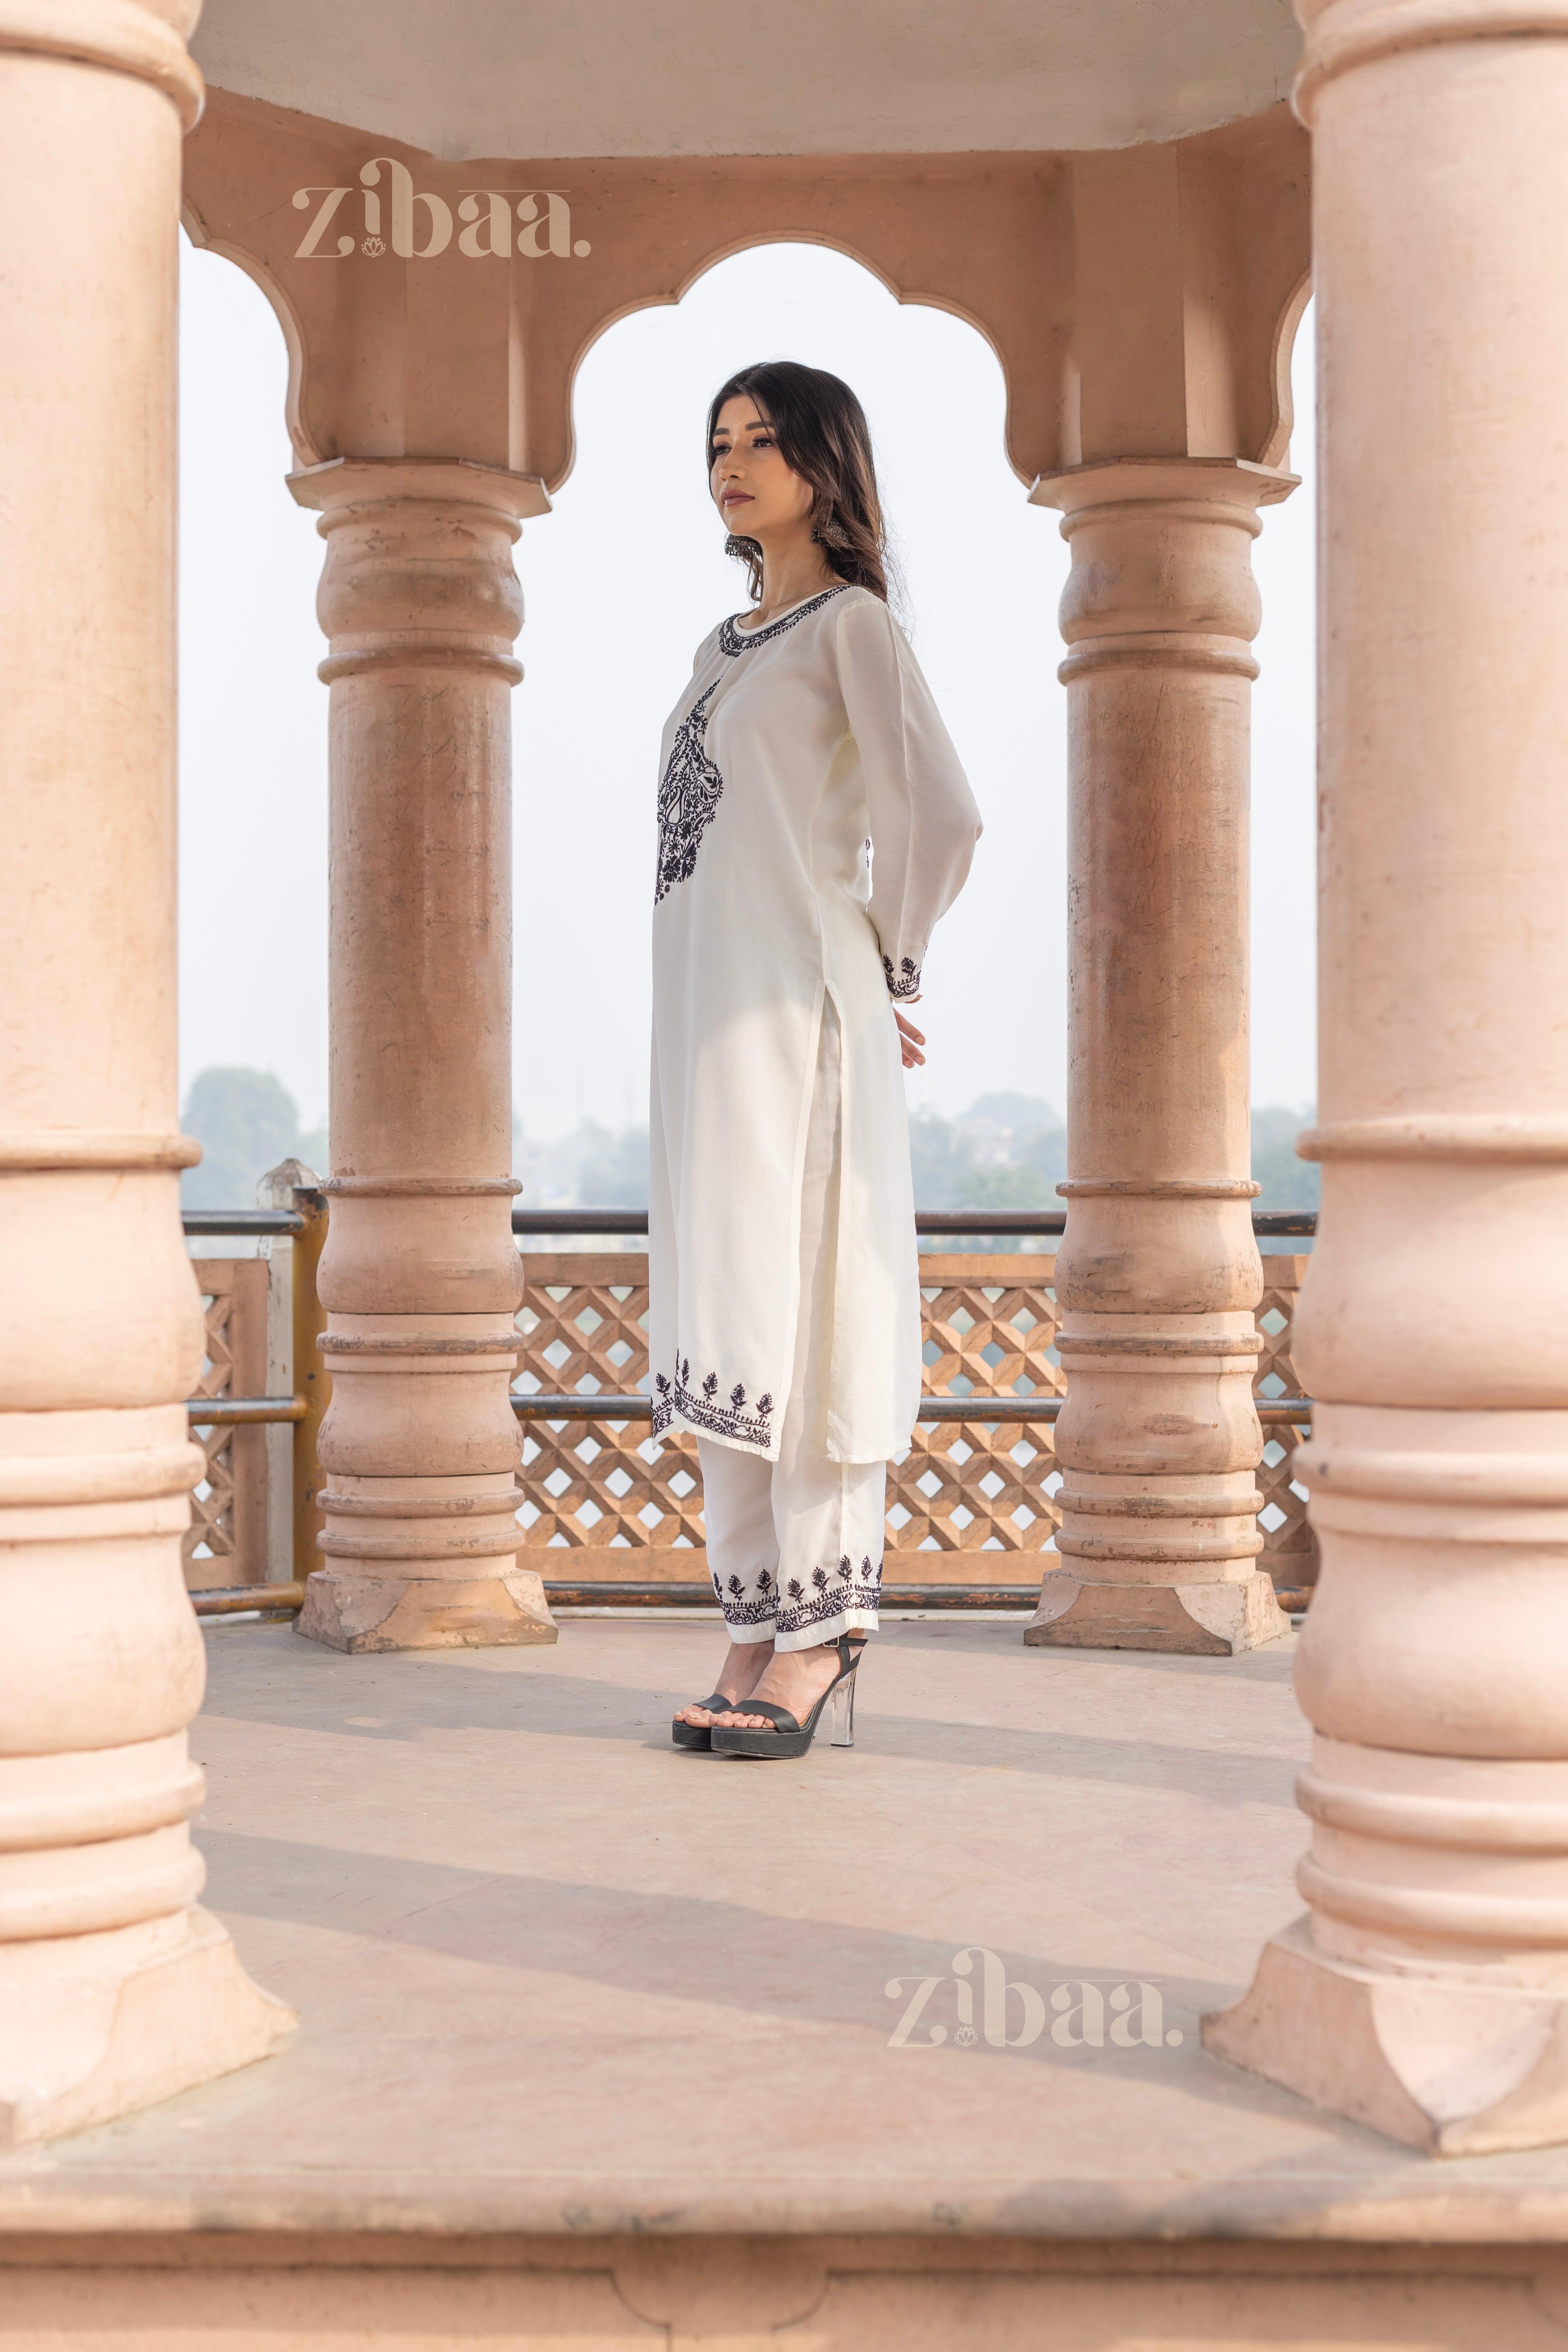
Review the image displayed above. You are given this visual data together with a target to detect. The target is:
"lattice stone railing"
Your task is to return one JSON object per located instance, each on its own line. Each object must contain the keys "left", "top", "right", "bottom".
{"left": 185, "top": 1256, "right": 271, "bottom": 1590}
{"left": 1256, "top": 1254, "right": 1315, "bottom": 1589}
{"left": 514, "top": 1250, "right": 1315, "bottom": 1592}
{"left": 174, "top": 1237, "right": 1316, "bottom": 1598}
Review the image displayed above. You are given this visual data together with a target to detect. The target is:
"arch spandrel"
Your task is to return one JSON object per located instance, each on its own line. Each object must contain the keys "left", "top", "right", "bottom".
{"left": 181, "top": 87, "right": 1308, "bottom": 498}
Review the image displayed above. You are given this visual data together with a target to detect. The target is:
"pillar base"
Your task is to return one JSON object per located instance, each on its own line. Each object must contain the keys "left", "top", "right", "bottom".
{"left": 0, "top": 1907, "right": 296, "bottom": 2149}
{"left": 1023, "top": 1566, "right": 1289, "bottom": 1654}
{"left": 296, "top": 1565, "right": 559, "bottom": 1652}
{"left": 1204, "top": 1915, "right": 1568, "bottom": 2155}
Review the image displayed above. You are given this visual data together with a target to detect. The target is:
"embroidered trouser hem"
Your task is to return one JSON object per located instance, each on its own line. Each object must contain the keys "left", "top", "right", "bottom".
{"left": 698, "top": 1435, "right": 885, "bottom": 1651}
{"left": 696, "top": 995, "right": 885, "bottom": 1653}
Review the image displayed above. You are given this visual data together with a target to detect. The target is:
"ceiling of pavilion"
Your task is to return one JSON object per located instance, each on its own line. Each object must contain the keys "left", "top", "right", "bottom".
{"left": 191, "top": 0, "right": 1303, "bottom": 160}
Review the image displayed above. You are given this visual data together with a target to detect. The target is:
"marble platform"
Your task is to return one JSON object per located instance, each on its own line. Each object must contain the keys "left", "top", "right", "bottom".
{"left": 5, "top": 1616, "right": 1568, "bottom": 2347}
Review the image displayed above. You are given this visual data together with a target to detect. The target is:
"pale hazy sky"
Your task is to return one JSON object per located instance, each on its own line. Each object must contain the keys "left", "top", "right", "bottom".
{"left": 177, "top": 237, "right": 1316, "bottom": 1142}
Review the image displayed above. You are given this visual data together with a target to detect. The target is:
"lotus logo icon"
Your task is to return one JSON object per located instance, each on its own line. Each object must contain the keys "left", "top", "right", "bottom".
{"left": 361, "top": 235, "right": 384, "bottom": 258}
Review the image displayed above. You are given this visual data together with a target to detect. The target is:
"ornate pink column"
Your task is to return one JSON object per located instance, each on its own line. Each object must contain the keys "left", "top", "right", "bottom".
{"left": 1025, "top": 460, "right": 1295, "bottom": 1656}
{"left": 288, "top": 460, "right": 557, "bottom": 1653}
{"left": 0, "top": 0, "right": 294, "bottom": 2140}
{"left": 1207, "top": 0, "right": 1568, "bottom": 2148}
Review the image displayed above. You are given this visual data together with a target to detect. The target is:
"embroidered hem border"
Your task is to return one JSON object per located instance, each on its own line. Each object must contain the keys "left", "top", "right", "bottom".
{"left": 775, "top": 1578, "right": 882, "bottom": 1638}
{"left": 713, "top": 1588, "right": 782, "bottom": 1627}
{"left": 653, "top": 1361, "right": 775, "bottom": 1450}
{"left": 709, "top": 1552, "right": 882, "bottom": 1637}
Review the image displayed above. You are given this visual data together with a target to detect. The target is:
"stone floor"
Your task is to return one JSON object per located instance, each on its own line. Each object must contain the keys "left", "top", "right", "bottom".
{"left": 7, "top": 1612, "right": 1568, "bottom": 2242}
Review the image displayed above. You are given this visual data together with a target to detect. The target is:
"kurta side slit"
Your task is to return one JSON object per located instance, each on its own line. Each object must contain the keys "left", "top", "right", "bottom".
{"left": 698, "top": 996, "right": 887, "bottom": 1649}
{"left": 649, "top": 581, "right": 981, "bottom": 1648}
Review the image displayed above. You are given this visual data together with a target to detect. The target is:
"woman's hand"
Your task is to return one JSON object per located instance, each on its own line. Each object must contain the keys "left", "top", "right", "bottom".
{"left": 894, "top": 1009, "right": 925, "bottom": 1069}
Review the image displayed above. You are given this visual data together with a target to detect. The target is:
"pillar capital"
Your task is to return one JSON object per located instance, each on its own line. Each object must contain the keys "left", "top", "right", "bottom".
{"left": 1032, "top": 458, "right": 1299, "bottom": 691}
{"left": 1030, "top": 455, "right": 1298, "bottom": 517}
{"left": 290, "top": 460, "right": 537, "bottom": 691}
{"left": 1295, "top": 0, "right": 1568, "bottom": 124}
{"left": 287, "top": 454, "right": 550, "bottom": 524}
{"left": 0, "top": 0, "right": 205, "bottom": 127}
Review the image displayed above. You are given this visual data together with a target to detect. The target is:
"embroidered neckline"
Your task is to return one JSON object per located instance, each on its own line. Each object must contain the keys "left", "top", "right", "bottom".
{"left": 719, "top": 583, "right": 848, "bottom": 658}
{"left": 654, "top": 584, "right": 850, "bottom": 905}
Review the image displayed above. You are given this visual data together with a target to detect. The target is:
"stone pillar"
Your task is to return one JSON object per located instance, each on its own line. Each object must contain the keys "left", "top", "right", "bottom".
{"left": 0, "top": 1, "right": 294, "bottom": 2142}
{"left": 1206, "top": 2, "right": 1568, "bottom": 2150}
{"left": 1025, "top": 460, "right": 1295, "bottom": 1656}
{"left": 288, "top": 460, "right": 557, "bottom": 1654}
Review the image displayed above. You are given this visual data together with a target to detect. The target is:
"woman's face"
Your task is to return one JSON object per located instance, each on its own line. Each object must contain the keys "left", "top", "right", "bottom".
{"left": 709, "top": 395, "right": 815, "bottom": 541}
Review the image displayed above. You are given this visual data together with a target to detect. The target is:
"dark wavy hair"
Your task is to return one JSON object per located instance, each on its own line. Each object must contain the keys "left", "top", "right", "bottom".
{"left": 706, "top": 360, "right": 894, "bottom": 606}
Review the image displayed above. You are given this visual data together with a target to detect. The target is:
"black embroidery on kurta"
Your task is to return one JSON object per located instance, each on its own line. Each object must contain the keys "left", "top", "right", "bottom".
{"left": 653, "top": 1356, "right": 775, "bottom": 1449}
{"left": 882, "top": 953, "right": 922, "bottom": 1000}
{"left": 717, "top": 582, "right": 847, "bottom": 659}
{"left": 654, "top": 674, "right": 725, "bottom": 905}
{"left": 654, "top": 587, "right": 850, "bottom": 909}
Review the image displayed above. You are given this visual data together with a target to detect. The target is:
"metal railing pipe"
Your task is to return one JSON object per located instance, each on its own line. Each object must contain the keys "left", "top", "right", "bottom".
{"left": 186, "top": 1397, "right": 306, "bottom": 1426}
{"left": 510, "top": 1207, "right": 1320, "bottom": 1238}
{"left": 182, "top": 1209, "right": 308, "bottom": 1236}
{"left": 511, "top": 1391, "right": 1315, "bottom": 1425}
{"left": 192, "top": 1581, "right": 307, "bottom": 1617}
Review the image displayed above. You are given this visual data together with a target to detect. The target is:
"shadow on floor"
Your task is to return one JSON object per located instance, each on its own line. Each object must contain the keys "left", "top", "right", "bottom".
{"left": 201, "top": 1822, "right": 1280, "bottom": 2108}
{"left": 201, "top": 1663, "right": 1302, "bottom": 1815}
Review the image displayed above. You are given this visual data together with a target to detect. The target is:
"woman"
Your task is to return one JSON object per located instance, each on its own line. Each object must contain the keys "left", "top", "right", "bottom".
{"left": 656, "top": 359, "right": 980, "bottom": 1759}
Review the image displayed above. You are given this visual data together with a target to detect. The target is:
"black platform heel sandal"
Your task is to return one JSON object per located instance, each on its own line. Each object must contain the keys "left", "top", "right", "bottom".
{"left": 711, "top": 1634, "right": 864, "bottom": 1760}
{"left": 671, "top": 1693, "right": 745, "bottom": 1752}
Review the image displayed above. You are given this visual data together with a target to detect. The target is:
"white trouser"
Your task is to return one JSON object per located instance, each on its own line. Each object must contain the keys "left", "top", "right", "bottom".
{"left": 698, "top": 997, "right": 885, "bottom": 1652}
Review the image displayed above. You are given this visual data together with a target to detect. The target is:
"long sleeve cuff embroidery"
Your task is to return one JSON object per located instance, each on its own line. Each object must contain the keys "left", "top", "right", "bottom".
{"left": 882, "top": 953, "right": 923, "bottom": 1001}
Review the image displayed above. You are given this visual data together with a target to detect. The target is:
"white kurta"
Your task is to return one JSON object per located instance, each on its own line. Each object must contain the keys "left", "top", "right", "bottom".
{"left": 649, "top": 581, "right": 981, "bottom": 1465}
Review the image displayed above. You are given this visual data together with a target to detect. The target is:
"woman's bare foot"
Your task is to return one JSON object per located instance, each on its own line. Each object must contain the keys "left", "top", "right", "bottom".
{"left": 673, "top": 1639, "right": 774, "bottom": 1728}
{"left": 713, "top": 1637, "right": 862, "bottom": 1732}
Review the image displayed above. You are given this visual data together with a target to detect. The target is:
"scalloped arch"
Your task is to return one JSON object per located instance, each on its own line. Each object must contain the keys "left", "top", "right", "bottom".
{"left": 180, "top": 198, "right": 326, "bottom": 469}
{"left": 1259, "top": 267, "right": 1313, "bottom": 472}
{"left": 179, "top": 91, "right": 1306, "bottom": 495}
{"left": 548, "top": 228, "right": 1021, "bottom": 503}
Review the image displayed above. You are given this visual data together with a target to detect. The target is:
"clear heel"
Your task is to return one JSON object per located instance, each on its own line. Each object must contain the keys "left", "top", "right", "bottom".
{"left": 830, "top": 1671, "right": 856, "bottom": 1748}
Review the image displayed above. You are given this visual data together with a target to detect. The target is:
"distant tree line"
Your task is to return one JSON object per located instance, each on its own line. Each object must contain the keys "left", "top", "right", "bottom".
{"left": 1251, "top": 1103, "right": 1322, "bottom": 1212}
{"left": 179, "top": 1068, "right": 327, "bottom": 1210}
{"left": 180, "top": 1067, "right": 1320, "bottom": 1217}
